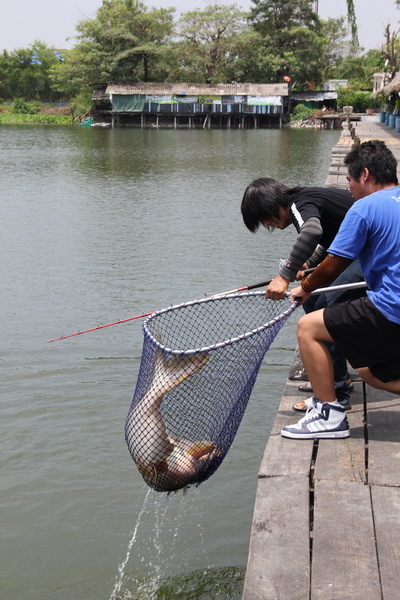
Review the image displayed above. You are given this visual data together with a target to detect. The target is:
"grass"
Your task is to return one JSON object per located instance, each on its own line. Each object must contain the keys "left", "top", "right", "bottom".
{"left": 0, "top": 113, "right": 72, "bottom": 125}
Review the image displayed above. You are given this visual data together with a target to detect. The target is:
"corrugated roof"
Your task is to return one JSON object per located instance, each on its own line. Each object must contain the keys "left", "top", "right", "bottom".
{"left": 291, "top": 91, "right": 337, "bottom": 101}
{"left": 105, "top": 82, "right": 288, "bottom": 96}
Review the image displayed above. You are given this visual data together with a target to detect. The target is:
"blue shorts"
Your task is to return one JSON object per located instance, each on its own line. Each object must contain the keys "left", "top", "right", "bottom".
{"left": 324, "top": 296, "right": 400, "bottom": 383}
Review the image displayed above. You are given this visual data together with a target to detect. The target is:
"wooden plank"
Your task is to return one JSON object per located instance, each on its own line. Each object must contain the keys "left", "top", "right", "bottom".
{"left": 242, "top": 475, "right": 310, "bottom": 600}
{"left": 371, "top": 486, "right": 400, "bottom": 600}
{"left": 259, "top": 379, "right": 314, "bottom": 478}
{"left": 314, "top": 382, "right": 366, "bottom": 484}
{"left": 366, "top": 389, "right": 400, "bottom": 487}
{"left": 311, "top": 479, "right": 381, "bottom": 600}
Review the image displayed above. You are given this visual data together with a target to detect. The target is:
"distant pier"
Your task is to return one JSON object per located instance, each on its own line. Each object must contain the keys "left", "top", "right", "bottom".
{"left": 242, "top": 116, "right": 400, "bottom": 600}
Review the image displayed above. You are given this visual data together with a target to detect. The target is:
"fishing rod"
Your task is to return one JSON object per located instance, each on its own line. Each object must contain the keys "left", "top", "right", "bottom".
{"left": 45, "top": 278, "right": 272, "bottom": 343}
{"left": 46, "top": 269, "right": 318, "bottom": 343}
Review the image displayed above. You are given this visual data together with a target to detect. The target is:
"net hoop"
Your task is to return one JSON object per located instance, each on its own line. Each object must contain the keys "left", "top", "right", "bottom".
{"left": 143, "top": 291, "right": 298, "bottom": 355}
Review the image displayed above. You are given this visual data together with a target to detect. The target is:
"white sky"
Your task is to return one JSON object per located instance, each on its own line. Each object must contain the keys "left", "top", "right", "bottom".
{"left": 1, "top": 0, "right": 399, "bottom": 52}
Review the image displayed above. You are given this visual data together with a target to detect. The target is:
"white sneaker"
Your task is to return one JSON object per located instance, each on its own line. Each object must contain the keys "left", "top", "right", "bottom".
{"left": 282, "top": 397, "right": 350, "bottom": 439}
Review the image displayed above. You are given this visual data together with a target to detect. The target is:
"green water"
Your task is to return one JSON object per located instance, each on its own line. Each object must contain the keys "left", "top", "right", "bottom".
{"left": 1, "top": 124, "right": 340, "bottom": 599}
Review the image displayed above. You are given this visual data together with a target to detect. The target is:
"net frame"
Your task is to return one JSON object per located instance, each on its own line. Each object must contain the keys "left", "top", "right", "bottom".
{"left": 125, "top": 292, "right": 297, "bottom": 492}
{"left": 143, "top": 292, "right": 297, "bottom": 354}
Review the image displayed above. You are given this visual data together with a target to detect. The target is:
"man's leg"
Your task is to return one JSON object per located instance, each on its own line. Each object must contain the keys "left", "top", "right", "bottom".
{"left": 358, "top": 367, "right": 400, "bottom": 394}
{"left": 297, "top": 309, "right": 336, "bottom": 403}
{"left": 281, "top": 309, "right": 350, "bottom": 439}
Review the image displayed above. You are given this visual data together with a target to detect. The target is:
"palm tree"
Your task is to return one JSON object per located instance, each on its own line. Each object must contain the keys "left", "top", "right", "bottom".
{"left": 312, "top": 1, "right": 358, "bottom": 48}
{"left": 346, "top": 0, "right": 359, "bottom": 48}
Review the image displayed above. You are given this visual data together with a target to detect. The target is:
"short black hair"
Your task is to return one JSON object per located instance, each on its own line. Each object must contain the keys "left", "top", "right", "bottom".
{"left": 241, "top": 177, "right": 297, "bottom": 232}
{"left": 344, "top": 140, "right": 398, "bottom": 185}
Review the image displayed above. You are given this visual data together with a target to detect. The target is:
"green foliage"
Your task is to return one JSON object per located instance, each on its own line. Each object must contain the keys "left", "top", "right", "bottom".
{"left": 174, "top": 3, "right": 253, "bottom": 83}
{"left": 0, "top": 112, "right": 71, "bottom": 124}
{"left": 0, "top": 0, "right": 396, "bottom": 106}
{"left": 62, "top": 0, "right": 176, "bottom": 87}
{"left": 69, "top": 89, "right": 94, "bottom": 122}
{"left": 337, "top": 88, "right": 375, "bottom": 112}
{"left": 345, "top": 0, "right": 359, "bottom": 50}
{"left": 0, "top": 41, "right": 64, "bottom": 101}
{"left": 248, "top": 0, "right": 328, "bottom": 86}
{"left": 333, "top": 49, "right": 386, "bottom": 89}
{"left": 291, "top": 103, "right": 312, "bottom": 121}
{"left": 10, "top": 98, "right": 39, "bottom": 113}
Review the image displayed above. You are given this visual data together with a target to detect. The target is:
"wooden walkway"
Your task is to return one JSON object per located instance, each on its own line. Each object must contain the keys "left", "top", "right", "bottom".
{"left": 242, "top": 117, "right": 400, "bottom": 600}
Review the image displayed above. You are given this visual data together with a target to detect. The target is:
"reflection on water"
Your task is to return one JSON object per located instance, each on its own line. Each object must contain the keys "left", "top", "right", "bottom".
{"left": 1, "top": 125, "right": 340, "bottom": 600}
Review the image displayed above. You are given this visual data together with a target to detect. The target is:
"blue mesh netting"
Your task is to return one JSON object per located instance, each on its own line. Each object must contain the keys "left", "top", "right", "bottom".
{"left": 125, "top": 292, "right": 297, "bottom": 492}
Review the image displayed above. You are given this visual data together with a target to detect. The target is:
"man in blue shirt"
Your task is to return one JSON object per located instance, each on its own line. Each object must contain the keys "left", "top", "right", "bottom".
{"left": 282, "top": 140, "right": 400, "bottom": 439}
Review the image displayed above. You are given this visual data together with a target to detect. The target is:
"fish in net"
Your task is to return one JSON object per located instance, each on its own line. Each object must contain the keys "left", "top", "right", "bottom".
{"left": 125, "top": 292, "right": 297, "bottom": 492}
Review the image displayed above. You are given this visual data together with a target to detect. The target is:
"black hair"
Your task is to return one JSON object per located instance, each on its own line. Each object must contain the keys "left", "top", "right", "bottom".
{"left": 344, "top": 140, "right": 398, "bottom": 185}
{"left": 241, "top": 177, "right": 302, "bottom": 232}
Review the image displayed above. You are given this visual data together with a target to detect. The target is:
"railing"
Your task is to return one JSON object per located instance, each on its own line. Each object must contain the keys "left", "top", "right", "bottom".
{"left": 144, "top": 102, "right": 282, "bottom": 115}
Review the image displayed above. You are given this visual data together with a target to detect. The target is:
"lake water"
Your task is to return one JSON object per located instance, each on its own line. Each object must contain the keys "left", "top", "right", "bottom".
{"left": 1, "top": 124, "right": 340, "bottom": 600}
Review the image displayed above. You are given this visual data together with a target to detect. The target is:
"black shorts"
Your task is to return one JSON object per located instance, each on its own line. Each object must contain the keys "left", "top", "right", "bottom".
{"left": 324, "top": 296, "right": 400, "bottom": 383}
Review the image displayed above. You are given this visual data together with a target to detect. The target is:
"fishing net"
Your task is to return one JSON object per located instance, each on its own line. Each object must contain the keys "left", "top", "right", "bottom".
{"left": 125, "top": 292, "right": 297, "bottom": 492}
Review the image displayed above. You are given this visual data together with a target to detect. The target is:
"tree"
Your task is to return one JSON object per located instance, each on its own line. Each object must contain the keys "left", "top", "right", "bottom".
{"left": 345, "top": 0, "right": 358, "bottom": 49}
{"left": 248, "top": 0, "right": 326, "bottom": 86}
{"left": 380, "top": 22, "right": 400, "bottom": 81}
{"left": 175, "top": 3, "right": 254, "bottom": 83}
{"left": 318, "top": 16, "right": 351, "bottom": 81}
{"left": 331, "top": 49, "right": 385, "bottom": 89}
{"left": 0, "top": 41, "right": 62, "bottom": 101}
{"left": 50, "top": 0, "right": 176, "bottom": 92}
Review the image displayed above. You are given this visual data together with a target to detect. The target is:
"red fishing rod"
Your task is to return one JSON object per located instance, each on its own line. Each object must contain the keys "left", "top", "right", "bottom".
{"left": 46, "top": 270, "right": 316, "bottom": 343}
{"left": 46, "top": 279, "right": 271, "bottom": 343}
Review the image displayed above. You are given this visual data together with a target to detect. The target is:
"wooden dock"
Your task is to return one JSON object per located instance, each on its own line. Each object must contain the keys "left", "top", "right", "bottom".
{"left": 242, "top": 117, "right": 400, "bottom": 600}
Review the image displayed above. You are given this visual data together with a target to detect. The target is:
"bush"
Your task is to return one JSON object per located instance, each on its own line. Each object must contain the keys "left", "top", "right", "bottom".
{"left": 10, "top": 98, "right": 39, "bottom": 114}
{"left": 337, "top": 89, "right": 374, "bottom": 113}
{"left": 70, "top": 90, "right": 93, "bottom": 122}
{"left": 291, "top": 104, "right": 312, "bottom": 121}
{"left": 0, "top": 112, "right": 71, "bottom": 124}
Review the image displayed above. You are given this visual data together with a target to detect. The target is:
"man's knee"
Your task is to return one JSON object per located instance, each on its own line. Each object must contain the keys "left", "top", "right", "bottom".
{"left": 358, "top": 367, "right": 400, "bottom": 393}
{"left": 297, "top": 309, "right": 332, "bottom": 343}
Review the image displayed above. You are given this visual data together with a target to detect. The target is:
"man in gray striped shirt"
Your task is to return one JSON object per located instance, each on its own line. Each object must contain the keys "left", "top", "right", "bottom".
{"left": 241, "top": 177, "right": 364, "bottom": 409}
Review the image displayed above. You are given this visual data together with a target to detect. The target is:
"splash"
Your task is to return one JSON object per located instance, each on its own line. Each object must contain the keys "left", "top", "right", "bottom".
{"left": 109, "top": 487, "right": 152, "bottom": 600}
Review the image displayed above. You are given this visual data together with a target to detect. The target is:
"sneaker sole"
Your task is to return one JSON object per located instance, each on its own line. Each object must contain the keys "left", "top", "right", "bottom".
{"left": 281, "top": 429, "right": 350, "bottom": 440}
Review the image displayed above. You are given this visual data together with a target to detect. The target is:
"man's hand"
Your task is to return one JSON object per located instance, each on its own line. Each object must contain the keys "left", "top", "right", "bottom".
{"left": 266, "top": 275, "right": 290, "bottom": 300}
{"left": 289, "top": 285, "right": 311, "bottom": 305}
{"left": 295, "top": 263, "right": 309, "bottom": 281}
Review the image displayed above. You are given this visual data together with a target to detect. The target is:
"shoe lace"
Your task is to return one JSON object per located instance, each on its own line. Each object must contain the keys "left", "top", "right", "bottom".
{"left": 299, "top": 402, "right": 319, "bottom": 424}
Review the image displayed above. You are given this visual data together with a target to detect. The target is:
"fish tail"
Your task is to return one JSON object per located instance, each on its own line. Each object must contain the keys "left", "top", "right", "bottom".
{"left": 152, "top": 349, "right": 209, "bottom": 398}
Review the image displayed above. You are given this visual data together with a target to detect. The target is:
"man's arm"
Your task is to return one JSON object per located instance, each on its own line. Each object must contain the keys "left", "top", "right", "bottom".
{"left": 267, "top": 217, "right": 323, "bottom": 299}
{"left": 279, "top": 217, "right": 323, "bottom": 282}
{"left": 290, "top": 254, "right": 352, "bottom": 304}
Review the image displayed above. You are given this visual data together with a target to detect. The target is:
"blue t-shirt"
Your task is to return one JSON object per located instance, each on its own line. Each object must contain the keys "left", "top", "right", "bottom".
{"left": 328, "top": 187, "right": 400, "bottom": 325}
